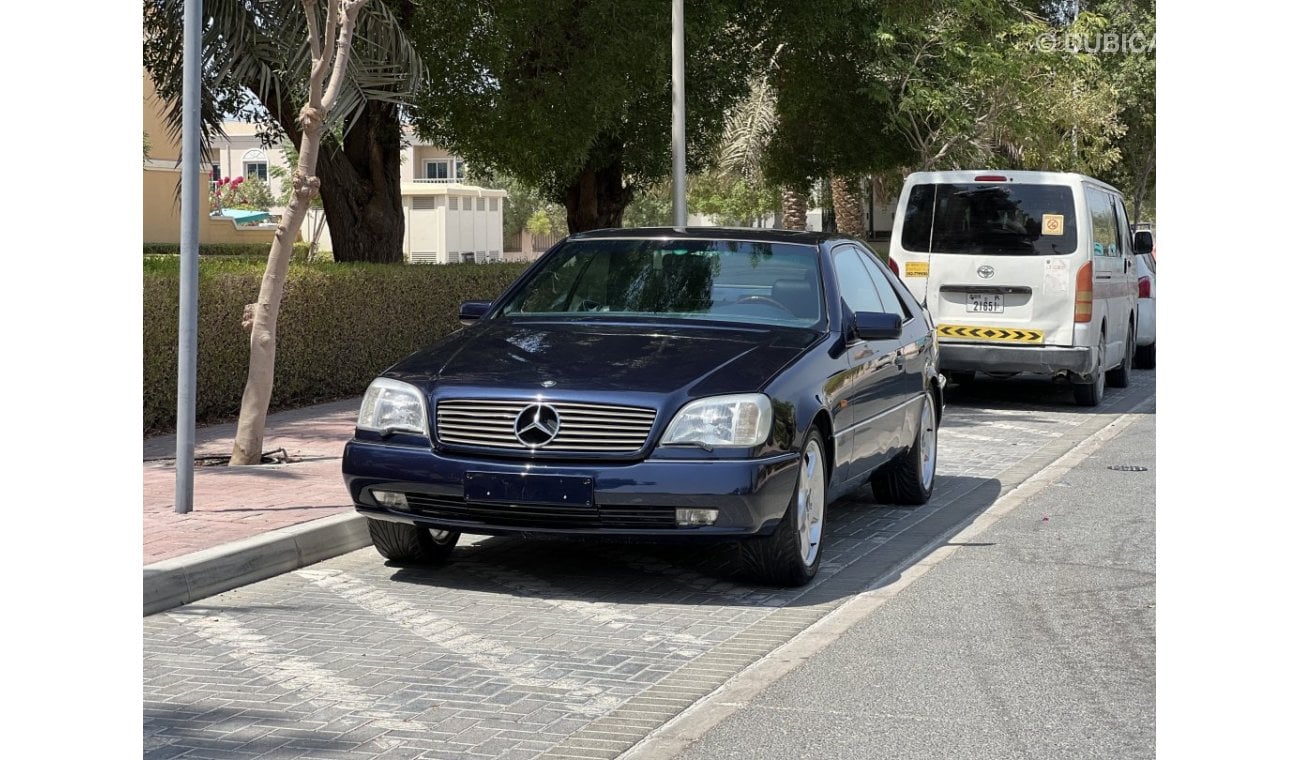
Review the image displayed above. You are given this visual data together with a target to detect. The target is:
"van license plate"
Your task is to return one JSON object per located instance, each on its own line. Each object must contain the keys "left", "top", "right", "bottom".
{"left": 967, "top": 294, "right": 1004, "bottom": 313}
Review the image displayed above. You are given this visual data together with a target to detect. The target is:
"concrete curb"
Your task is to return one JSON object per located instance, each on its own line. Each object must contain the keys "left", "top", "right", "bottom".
{"left": 143, "top": 513, "right": 369, "bottom": 616}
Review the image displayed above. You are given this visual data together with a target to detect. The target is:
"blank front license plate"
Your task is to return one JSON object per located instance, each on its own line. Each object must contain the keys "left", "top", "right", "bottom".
{"left": 464, "top": 472, "right": 594, "bottom": 507}
{"left": 967, "top": 294, "right": 1004, "bottom": 313}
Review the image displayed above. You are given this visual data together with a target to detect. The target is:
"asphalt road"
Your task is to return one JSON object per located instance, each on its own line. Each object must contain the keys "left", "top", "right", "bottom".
{"left": 144, "top": 369, "right": 1155, "bottom": 760}
{"left": 640, "top": 403, "right": 1155, "bottom": 760}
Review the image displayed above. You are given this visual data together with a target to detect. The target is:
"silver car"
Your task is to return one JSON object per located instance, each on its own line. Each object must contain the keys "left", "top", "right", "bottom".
{"left": 1133, "top": 228, "right": 1156, "bottom": 368}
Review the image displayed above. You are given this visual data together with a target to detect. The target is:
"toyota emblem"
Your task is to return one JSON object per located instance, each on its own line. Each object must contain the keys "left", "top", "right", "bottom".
{"left": 514, "top": 404, "right": 562, "bottom": 447}
{"left": 977, "top": 265, "right": 995, "bottom": 279}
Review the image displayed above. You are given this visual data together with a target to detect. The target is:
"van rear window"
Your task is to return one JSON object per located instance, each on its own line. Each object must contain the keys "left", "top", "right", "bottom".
{"left": 901, "top": 183, "right": 1077, "bottom": 256}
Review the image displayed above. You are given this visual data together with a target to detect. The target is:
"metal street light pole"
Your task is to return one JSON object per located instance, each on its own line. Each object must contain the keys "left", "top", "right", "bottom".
{"left": 671, "top": 0, "right": 687, "bottom": 229}
{"left": 176, "top": 0, "right": 202, "bottom": 514}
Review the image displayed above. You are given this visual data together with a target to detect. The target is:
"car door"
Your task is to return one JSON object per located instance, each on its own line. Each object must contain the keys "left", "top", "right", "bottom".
{"left": 830, "top": 245, "right": 903, "bottom": 486}
{"left": 1085, "top": 185, "right": 1126, "bottom": 364}
{"left": 1111, "top": 193, "right": 1140, "bottom": 340}
{"left": 856, "top": 245, "right": 927, "bottom": 457}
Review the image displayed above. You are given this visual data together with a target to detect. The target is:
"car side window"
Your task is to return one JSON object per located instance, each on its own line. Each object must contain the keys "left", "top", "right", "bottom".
{"left": 1112, "top": 195, "right": 1133, "bottom": 258}
{"left": 1086, "top": 187, "right": 1120, "bottom": 258}
{"left": 855, "top": 248, "right": 911, "bottom": 320}
{"left": 832, "top": 246, "right": 886, "bottom": 313}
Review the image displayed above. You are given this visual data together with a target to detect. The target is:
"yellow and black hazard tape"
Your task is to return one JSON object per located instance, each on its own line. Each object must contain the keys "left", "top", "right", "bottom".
{"left": 937, "top": 324, "right": 1044, "bottom": 343}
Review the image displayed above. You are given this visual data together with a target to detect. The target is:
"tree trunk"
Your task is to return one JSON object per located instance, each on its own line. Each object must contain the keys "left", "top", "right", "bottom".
{"left": 831, "top": 175, "right": 866, "bottom": 239}
{"left": 316, "top": 99, "right": 406, "bottom": 263}
{"left": 820, "top": 178, "right": 836, "bottom": 232}
{"left": 781, "top": 188, "right": 808, "bottom": 230}
{"left": 248, "top": 3, "right": 412, "bottom": 265}
{"left": 562, "top": 146, "right": 635, "bottom": 232}
{"left": 1130, "top": 149, "right": 1156, "bottom": 223}
{"left": 231, "top": 0, "right": 367, "bottom": 465}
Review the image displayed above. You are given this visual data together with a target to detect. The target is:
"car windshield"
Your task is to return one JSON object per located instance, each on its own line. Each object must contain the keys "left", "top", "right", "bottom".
{"left": 902, "top": 183, "right": 1078, "bottom": 256}
{"left": 498, "top": 238, "right": 824, "bottom": 328}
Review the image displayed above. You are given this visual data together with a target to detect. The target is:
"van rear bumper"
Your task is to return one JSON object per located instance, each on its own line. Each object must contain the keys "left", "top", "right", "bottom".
{"left": 938, "top": 343, "right": 1092, "bottom": 375}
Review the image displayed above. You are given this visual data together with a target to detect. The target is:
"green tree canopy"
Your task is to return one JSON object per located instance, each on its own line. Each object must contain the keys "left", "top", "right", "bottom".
{"left": 408, "top": 0, "right": 756, "bottom": 232}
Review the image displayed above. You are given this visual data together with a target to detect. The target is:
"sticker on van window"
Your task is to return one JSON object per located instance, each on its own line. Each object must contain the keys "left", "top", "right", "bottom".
{"left": 1094, "top": 242, "right": 1104, "bottom": 256}
{"left": 905, "top": 261, "right": 929, "bottom": 277}
{"left": 1042, "top": 214, "right": 1065, "bottom": 236}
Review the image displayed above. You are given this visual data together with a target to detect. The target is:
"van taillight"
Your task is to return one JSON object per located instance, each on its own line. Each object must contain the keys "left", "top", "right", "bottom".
{"left": 973, "top": 175, "right": 1007, "bottom": 182}
{"left": 1138, "top": 276, "right": 1151, "bottom": 299}
{"left": 888, "top": 257, "right": 899, "bottom": 276}
{"left": 1074, "top": 262, "right": 1093, "bottom": 323}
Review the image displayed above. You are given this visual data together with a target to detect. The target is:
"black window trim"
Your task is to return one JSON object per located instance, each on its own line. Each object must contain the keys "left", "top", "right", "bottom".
{"left": 853, "top": 243, "right": 916, "bottom": 327}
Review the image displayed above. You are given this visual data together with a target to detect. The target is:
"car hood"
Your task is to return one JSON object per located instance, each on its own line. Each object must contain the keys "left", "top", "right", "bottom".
{"left": 389, "top": 319, "right": 821, "bottom": 397}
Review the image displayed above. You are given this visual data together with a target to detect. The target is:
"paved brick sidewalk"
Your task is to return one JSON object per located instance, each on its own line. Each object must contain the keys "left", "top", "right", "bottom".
{"left": 143, "top": 398, "right": 361, "bottom": 565}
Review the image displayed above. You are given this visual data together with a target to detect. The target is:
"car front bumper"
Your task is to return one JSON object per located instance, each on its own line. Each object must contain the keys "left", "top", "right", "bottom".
{"left": 938, "top": 342, "right": 1093, "bottom": 375}
{"left": 343, "top": 440, "right": 801, "bottom": 539}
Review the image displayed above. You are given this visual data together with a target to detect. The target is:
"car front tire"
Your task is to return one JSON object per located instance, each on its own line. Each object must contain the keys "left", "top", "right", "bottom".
{"left": 871, "top": 389, "right": 938, "bottom": 506}
{"left": 367, "top": 518, "right": 461, "bottom": 565}
{"left": 741, "top": 431, "right": 827, "bottom": 587}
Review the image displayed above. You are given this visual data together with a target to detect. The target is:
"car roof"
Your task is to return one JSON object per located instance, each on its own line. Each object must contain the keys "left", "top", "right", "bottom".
{"left": 566, "top": 226, "right": 844, "bottom": 246}
{"left": 903, "top": 170, "right": 1124, "bottom": 197}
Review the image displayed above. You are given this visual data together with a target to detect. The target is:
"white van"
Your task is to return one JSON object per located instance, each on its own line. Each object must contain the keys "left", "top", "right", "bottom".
{"left": 886, "top": 170, "right": 1138, "bottom": 406}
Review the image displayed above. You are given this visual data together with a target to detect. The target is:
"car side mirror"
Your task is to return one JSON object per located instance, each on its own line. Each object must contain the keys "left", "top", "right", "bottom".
{"left": 458, "top": 300, "right": 492, "bottom": 326}
{"left": 852, "top": 311, "right": 902, "bottom": 341}
{"left": 1133, "top": 230, "right": 1154, "bottom": 255}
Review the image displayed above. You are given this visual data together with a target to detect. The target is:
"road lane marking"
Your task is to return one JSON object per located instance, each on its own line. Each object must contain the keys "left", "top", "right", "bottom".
{"left": 297, "top": 568, "right": 623, "bottom": 715}
{"left": 167, "top": 611, "right": 428, "bottom": 733}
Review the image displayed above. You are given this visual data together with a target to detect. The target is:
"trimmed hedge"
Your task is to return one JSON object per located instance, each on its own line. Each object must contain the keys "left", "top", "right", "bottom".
{"left": 144, "top": 242, "right": 316, "bottom": 260}
{"left": 144, "top": 259, "right": 529, "bottom": 433}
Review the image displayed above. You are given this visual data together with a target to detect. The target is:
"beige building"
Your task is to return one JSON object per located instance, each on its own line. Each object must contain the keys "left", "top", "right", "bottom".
{"left": 207, "top": 124, "right": 507, "bottom": 263}
{"left": 142, "top": 73, "right": 279, "bottom": 247}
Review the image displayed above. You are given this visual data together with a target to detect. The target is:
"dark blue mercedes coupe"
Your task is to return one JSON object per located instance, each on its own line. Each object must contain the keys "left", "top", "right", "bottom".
{"left": 342, "top": 228, "right": 942, "bottom": 586}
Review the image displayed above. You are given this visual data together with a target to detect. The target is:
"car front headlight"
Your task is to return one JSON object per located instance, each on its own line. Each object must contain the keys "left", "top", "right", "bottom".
{"left": 663, "top": 394, "right": 773, "bottom": 448}
{"left": 357, "top": 378, "right": 430, "bottom": 437}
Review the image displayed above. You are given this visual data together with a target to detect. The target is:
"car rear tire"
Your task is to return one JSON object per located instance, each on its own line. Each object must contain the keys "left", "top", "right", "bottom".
{"left": 366, "top": 518, "right": 460, "bottom": 565}
{"left": 1135, "top": 341, "right": 1156, "bottom": 369}
{"left": 741, "top": 431, "right": 826, "bottom": 587}
{"left": 1072, "top": 333, "right": 1106, "bottom": 407}
{"left": 870, "top": 390, "right": 938, "bottom": 506}
{"left": 1106, "top": 326, "right": 1134, "bottom": 388}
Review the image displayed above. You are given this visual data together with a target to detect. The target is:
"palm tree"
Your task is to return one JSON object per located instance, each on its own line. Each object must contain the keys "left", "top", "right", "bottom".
{"left": 143, "top": 0, "right": 424, "bottom": 263}
{"left": 830, "top": 175, "right": 866, "bottom": 238}
{"left": 717, "top": 69, "right": 810, "bottom": 230}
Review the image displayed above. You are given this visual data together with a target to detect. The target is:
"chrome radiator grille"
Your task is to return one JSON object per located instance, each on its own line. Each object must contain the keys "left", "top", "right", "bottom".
{"left": 435, "top": 399, "right": 657, "bottom": 453}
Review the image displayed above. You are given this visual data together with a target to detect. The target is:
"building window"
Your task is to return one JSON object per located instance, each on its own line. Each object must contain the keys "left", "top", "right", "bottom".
{"left": 489, "top": 198, "right": 499, "bottom": 212}
{"left": 449, "top": 197, "right": 459, "bottom": 211}
{"left": 425, "top": 159, "right": 451, "bottom": 180}
{"left": 244, "top": 162, "right": 268, "bottom": 182}
{"left": 241, "top": 149, "right": 269, "bottom": 182}
{"left": 477, "top": 197, "right": 486, "bottom": 211}
{"left": 455, "top": 159, "right": 466, "bottom": 180}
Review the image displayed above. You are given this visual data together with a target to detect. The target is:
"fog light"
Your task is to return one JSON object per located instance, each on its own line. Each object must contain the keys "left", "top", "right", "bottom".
{"left": 675, "top": 508, "right": 719, "bottom": 527}
{"left": 372, "top": 490, "right": 408, "bottom": 508}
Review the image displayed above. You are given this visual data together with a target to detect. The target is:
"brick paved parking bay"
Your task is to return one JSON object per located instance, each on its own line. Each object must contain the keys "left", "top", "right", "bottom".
{"left": 144, "top": 371, "right": 1155, "bottom": 760}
